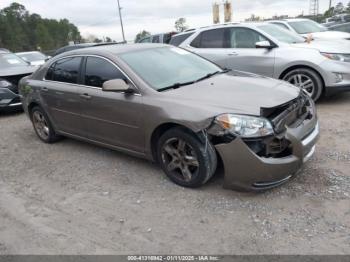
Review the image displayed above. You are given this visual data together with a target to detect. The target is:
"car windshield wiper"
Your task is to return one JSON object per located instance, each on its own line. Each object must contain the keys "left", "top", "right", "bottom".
{"left": 157, "top": 69, "right": 231, "bottom": 92}
{"left": 158, "top": 80, "right": 195, "bottom": 92}
{"left": 194, "top": 69, "right": 231, "bottom": 83}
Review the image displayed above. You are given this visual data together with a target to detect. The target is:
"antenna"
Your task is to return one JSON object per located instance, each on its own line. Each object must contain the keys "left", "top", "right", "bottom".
{"left": 309, "top": 0, "right": 319, "bottom": 17}
{"left": 117, "top": 0, "right": 126, "bottom": 43}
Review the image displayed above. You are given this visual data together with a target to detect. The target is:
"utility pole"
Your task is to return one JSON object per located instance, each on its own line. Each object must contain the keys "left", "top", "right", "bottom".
{"left": 117, "top": 0, "right": 126, "bottom": 43}
{"left": 309, "top": 0, "right": 319, "bottom": 17}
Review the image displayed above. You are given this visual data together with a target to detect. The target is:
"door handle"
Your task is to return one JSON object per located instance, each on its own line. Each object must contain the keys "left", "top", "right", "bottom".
{"left": 228, "top": 52, "right": 238, "bottom": 56}
{"left": 80, "top": 93, "right": 92, "bottom": 100}
{"left": 42, "top": 87, "right": 49, "bottom": 92}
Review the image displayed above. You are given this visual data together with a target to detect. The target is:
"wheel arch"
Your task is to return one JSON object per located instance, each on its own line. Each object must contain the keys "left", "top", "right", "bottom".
{"left": 279, "top": 65, "right": 326, "bottom": 89}
{"left": 150, "top": 122, "right": 198, "bottom": 163}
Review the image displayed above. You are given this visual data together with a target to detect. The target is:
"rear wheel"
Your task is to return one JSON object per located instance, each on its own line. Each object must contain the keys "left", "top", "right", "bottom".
{"left": 157, "top": 127, "right": 217, "bottom": 188}
{"left": 31, "top": 106, "right": 61, "bottom": 143}
{"left": 282, "top": 68, "right": 323, "bottom": 101}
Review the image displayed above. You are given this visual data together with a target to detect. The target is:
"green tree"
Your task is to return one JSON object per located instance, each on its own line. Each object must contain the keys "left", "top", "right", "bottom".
{"left": 0, "top": 2, "right": 82, "bottom": 52}
{"left": 175, "top": 18, "right": 188, "bottom": 32}
{"left": 134, "top": 30, "right": 151, "bottom": 42}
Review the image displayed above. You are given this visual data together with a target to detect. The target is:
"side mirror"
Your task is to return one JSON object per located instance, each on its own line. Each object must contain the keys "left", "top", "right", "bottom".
{"left": 256, "top": 41, "right": 273, "bottom": 49}
{"left": 102, "top": 79, "right": 134, "bottom": 93}
{"left": 45, "top": 56, "right": 52, "bottom": 62}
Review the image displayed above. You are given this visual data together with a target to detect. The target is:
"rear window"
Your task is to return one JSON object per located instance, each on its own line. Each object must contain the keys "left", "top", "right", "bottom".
{"left": 191, "top": 28, "right": 226, "bottom": 48}
{"left": 46, "top": 57, "right": 82, "bottom": 84}
{"left": 169, "top": 32, "right": 194, "bottom": 46}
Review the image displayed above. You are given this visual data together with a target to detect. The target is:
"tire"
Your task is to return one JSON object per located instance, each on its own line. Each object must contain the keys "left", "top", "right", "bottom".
{"left": 31, "top": 106, "right": 61, "bottom": 143}
{"left": 157, "top": 127, "right": 217, "bottom": 188}
{"left": 282, "top": 68, "right": 323, "bottom": 101}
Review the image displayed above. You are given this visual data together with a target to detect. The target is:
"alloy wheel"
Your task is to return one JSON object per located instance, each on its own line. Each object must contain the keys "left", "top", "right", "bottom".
{"left": 161, "top": 138, "right": 199, "bottom": 183}
{"left": 32, "top": 111, "right": 50, "bottom": 140}
{"left": 284, "top": 73, "right": 315, "bottom": 97}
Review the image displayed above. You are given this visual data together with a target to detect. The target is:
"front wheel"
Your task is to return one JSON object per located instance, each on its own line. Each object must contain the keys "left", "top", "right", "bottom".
{"left": 157, "top": 128, "right": 217, "bottom": 188}
{"left": 282, "top": 68, "right": 323, "bottom": 101}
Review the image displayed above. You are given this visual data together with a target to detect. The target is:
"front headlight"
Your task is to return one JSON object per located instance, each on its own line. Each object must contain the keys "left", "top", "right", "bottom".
{"left": 321, "top": 53, "right": 350, "bottom": 63}
{"left": 215, "top": 114, "right": 274, "bottom": 138}
{"left": 0, "top": 80, "right": 12, "bottom": 88}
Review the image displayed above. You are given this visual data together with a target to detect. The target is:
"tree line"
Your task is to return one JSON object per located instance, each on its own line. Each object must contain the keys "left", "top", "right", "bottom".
{"left": 0, "top": 2, "right": 82, "bottom": 52}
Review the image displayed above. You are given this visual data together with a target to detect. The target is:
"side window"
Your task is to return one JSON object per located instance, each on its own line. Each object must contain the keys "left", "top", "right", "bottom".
{"left": 51, "top": 57, "right": 81, "bottom": 84}
{"left": 191, "top": 28, "right": 226, "bottom": 48}
{"left": 45, "top": 64, "right": 55, "bottom": 80}
{"left": 169, "top": 33, "right": 194, "bottom": 46}
{"left": 84, "top": 57, "right": 127, "bottom": 88}
{"left": 139, "top": 37, "right": 151, "bottom": 43}
{"left": 271, "top": 22, "right": 290, "bottom": 30}
{"left": 152, "top": 35, "right": 160, "bottom": 43}
{"left": 229, "top": 28, "right": 268, "bottom": 48}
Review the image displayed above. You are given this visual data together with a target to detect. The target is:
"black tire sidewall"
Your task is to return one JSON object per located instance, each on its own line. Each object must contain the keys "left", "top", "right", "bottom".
{"left": 31, "top": 106, "right": 60, "bottom": 143}
{"left": 283, "top": 68, "right": 323, "bottom": 101}
{"left": 157, "top": 128, "right": 217, "bottom": 188}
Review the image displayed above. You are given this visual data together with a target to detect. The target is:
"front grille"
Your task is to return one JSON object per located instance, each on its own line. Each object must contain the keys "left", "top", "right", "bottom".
{"left": 261, "top": 93, "right": 312, "bottom": 134}
{"left": 2, "top": 74, "right": 31, "bottom": 94}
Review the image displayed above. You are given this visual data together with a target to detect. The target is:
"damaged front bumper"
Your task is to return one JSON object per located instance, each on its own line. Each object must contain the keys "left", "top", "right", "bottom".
{"left": 215, "top": 115, "right": 319, "bottom": 191}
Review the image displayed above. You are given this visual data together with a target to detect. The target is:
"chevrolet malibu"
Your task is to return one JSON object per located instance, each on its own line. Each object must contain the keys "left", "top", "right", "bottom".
{"left": 19, "top": 44, "right": 319, "bottom": 191}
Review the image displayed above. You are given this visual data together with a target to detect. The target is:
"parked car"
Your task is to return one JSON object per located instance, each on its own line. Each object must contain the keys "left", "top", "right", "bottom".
{"left": 54, "top": 42, "right": 118, "bottom": 56}
{"left": 268, "top": 18, "right": 350, "bottom": 40}
{"left": 178, "top": 23, "right": 350, "bottom": 101}
{"left": 19, "top": 44, "right": 319, "bottom": 191}
{"left": 0, "top": 50, "right": 37, "bottom": 111}
{"left": 324, "top": 14, "right": 350, "bottom": 25}
{"left": 16, "top": 51, "right": 50, "bottom": 66}
{"left": 328, "top": 22, "right": 350, "bottom": 33}
{"left": 136, "top": 32, "right": 177, "bottom": 44}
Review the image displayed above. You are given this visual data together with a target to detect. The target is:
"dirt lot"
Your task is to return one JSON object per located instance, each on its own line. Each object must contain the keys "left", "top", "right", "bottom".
{"left": 0, "top": 93, "right": 349, "bottom": 255}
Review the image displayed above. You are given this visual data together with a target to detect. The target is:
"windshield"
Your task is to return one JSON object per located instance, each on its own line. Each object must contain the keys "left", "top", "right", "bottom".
{"left": 17, "top": 52, "right": 46, "bottom": 62}
{"left": 0, "top": 53, "right": 28, "bottom": 69}
{"left": 258, "top": 24, "right": 305, "bottom": 44}
{"left": 120, "top": 47, "right": 222, "bottom": 90}
{"left": 288, "top": 20, "right": 327, "bottom": 34}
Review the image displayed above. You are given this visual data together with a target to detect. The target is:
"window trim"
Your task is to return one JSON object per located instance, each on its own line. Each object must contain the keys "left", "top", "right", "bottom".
{"left": 43, "top": 54, "right": 141, "bottom": 95}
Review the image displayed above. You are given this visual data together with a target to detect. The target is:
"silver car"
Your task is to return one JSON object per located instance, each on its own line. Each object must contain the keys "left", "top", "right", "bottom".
{"left": 179, "top": 23, "right": 350, "bottom": 101}
{"left": 268, "top": 18, "right": 350, "bottom": 40}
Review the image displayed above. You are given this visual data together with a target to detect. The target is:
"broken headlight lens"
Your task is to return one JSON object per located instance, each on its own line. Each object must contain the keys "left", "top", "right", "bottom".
{"left": 215, "top": 114, "right": 274, "bottom": 138}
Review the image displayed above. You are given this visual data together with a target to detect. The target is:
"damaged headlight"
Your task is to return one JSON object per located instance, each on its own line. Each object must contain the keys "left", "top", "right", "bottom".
{"left": 215, "top": 114, "right": 274, "bottom": 138}
{"left": 0, "top": 80, "right": 12, "bottom": 88}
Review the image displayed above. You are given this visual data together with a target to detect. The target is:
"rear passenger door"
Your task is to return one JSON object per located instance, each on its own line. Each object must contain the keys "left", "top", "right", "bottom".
{"left": 43, "top": 56, "right": 86, "bottom": 135}
{"left": 188, "top": 28, "right": 230, "bottom": 68}
{"left": 77, "top": 56, "right": 144, "bottom": 153}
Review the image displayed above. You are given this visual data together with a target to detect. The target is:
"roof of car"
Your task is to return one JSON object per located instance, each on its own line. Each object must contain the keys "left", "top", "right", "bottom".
{"left": 59, "top": 43, "right": 168, "bottom": 57}
{"left": 172, "top": 22, "right": 273, "bottom": 36}
{"left": 16, "top": 51, "right": 42, "bottom": 55}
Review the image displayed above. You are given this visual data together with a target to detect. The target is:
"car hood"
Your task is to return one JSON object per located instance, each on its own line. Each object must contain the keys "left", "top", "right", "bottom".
{"left": 301, "top": 30, "right": 350, "bottom": 40}
{"left": 0, "top": 65, "right": 37, "bottom": 77}
{"left": 162, "top": 72, "right": 300, "bottom": 116}
{"left": 291, "top": 39, "right": 350, "bottom": 53}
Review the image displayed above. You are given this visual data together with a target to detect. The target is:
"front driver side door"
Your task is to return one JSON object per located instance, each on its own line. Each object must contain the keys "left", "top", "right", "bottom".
{"left": 77, "top": 56, "right": 144, "bottom": 153}
{"left": 225, "top": 27, "right": 276, "bottom": 77}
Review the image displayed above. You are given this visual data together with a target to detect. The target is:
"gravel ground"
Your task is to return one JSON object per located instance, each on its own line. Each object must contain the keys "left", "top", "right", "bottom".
{"left": 0, "top": 93, "right": 349, "bottom": 255}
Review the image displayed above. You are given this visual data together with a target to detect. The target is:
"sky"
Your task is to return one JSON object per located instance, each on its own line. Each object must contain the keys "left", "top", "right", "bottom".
{"left": 0, "top": 0, "right": 348, "bottom": 42}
